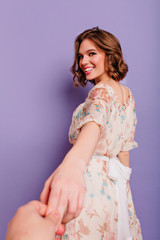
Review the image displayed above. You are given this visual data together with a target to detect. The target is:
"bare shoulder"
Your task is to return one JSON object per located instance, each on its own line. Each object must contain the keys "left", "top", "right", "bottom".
{"left": 121, "top": 84, "right": 130, "bottom": 93}
{"left": 120, "top": 84, "right": 130, "bottom": 98}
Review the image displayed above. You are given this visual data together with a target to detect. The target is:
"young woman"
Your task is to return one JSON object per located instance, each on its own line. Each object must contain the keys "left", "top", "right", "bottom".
{"left": 40, "top": 27, "right": 142, "bottom": 240}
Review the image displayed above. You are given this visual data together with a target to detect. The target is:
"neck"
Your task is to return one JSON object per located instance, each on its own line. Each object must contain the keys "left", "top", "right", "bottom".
{"left": 95, "top": 77, "right": 115, "bottom": 85}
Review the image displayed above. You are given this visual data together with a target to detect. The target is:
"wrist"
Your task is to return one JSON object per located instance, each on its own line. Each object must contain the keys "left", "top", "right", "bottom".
{"left": 62, "top": 151, "right": 87, "bottom": 173}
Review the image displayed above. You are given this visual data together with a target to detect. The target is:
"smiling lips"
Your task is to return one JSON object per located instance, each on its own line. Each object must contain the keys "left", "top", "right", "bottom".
{"left": 83, "top": 67, "right": 94, "bottom": 75}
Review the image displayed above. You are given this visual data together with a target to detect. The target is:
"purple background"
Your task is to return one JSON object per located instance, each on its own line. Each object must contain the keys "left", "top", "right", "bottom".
{"left": 0, "top": 0, "right": 159, "bottom": 239}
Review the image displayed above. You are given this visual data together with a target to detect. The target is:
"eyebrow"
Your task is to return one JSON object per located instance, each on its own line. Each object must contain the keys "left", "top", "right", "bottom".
{"left": 78, "top": 49, "right": 97, "bottom": 55}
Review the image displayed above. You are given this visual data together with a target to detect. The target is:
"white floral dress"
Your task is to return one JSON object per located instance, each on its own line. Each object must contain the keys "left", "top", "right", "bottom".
{"left": 62, "top": 83, "right": 142, "bottom": 240}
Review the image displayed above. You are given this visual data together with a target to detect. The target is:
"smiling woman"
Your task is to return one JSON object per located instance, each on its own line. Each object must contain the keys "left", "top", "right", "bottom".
{"left": 72, "top": 27, "right": 128, "bottom": 87}
{"left": 40, "top": 27, "right": 142, "bottom": 240}
{"left": 78, "top": 39, "right": 106, "bottom": 81}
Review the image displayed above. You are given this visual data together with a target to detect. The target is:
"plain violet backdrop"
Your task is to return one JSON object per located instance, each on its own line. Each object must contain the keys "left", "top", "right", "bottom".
{"left": 0, "top": 0, "right": 159, "bottom": 239}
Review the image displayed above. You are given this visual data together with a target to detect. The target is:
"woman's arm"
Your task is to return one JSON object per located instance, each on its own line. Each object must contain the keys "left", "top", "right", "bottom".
{"left": 40, "top": 121, "right": 101, "bottom": 224}
{"left": 63, "top": 121, "right": 101, "bottom": 170}
{"left": 117, "top": 151, "right": 130, "bottom": 167}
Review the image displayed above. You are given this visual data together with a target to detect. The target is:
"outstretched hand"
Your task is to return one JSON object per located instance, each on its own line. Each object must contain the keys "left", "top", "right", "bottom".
{"left": 40, "top": 159, "right": 86, "bottom": 225}
{"left": 5, "top": 200, "right": 64, "bottom": 240}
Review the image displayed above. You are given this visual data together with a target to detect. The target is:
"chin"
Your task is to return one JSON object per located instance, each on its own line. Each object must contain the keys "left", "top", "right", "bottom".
{"left": 86, "top": 76, "right": 95, "bottom": 81}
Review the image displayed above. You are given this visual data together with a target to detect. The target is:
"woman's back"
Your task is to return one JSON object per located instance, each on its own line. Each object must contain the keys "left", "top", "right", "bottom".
{"left": 69, "top": 82, "right": 138, "bottom": 159}
{"left": 105, "top": 81, "right": 130, "bottom": 107}
{"left": 64, "top": 82, "right": 142, "bottom": 240}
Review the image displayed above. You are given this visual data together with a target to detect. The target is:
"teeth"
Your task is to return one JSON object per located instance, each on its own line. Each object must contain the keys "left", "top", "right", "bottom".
{"left": 84, "top": 67, "right": 94, "bottom": 72}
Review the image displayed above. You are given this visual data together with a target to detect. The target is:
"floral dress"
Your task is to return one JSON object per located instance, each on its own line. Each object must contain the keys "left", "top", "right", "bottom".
{"left": 62, "top": 82, "right": 142, "bottom": 240}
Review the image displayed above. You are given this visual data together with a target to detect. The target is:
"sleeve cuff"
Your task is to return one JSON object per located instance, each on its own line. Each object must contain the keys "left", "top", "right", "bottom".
{"left": 121, "top": 140, "right": 139, "bottom": 151}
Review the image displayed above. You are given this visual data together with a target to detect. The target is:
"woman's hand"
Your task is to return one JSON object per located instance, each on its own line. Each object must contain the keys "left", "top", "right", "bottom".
{"left": 40, "top": 159, "right": 86, "bottom": 224}
{"left": 40, "top": 122, "right": 101, "bottom": 226}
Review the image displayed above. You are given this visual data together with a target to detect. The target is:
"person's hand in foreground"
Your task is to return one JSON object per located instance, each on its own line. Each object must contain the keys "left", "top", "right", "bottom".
{"left": 5, "top": 200, "right": 64, "bottom": 240}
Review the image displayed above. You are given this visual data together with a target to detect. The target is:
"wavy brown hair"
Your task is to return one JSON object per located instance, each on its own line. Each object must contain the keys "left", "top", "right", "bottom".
{"left": 71, "top": 27, "right": 128, "bottom": 87}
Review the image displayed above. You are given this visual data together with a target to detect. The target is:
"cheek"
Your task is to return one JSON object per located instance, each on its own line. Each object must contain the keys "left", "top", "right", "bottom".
{"left": 101, "top": 56, "right": 106, "bottom": 70}
{"left": 79, "top": 60, "right": 82, "bottom": 70}
{"left": 97, "top": 56, "right": 106, "bottom": 70}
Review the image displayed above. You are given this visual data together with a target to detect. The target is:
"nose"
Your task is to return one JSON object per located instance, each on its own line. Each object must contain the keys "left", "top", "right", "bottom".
{"left": 80, "top": 55, "right": 89, "bottom": 67}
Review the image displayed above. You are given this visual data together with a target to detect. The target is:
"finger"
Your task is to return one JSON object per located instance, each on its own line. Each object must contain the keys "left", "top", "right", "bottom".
{"left": 62, "top": 188, "right": 78, "bottom": 224}
{"left": 45, "top": 181, "right": 61, "bottom": 216}
{"left": 55, "top": 224, "right": 65, "bottom": 236}
{"left": 40, "top": 186, "right": 50, "bottom": 204}
{"left": 76, "top": 187, "right": 85, "bottom": 217}
{"left": 46, "top": 210, "right": 61, "bottom": 228}
{"left": 57, "top": 188, "right": 69, "bottom": 222}
{"left": 26, "top": 200, "right": 47, "bottom": 216}
{"left": 63, "top": 187, "right": 85, "bottom": 223}
{"left": 40, "top": 174, "right": 54, "bottom": 204}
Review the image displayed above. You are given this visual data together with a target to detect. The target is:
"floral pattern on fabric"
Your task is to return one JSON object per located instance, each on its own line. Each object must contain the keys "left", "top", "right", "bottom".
{"left": 62, "top": 83, "right": 142, "bottom": 239}
{"left": 69, "top": 83, "right": 138, "bottom": 158}
{"left": 69, "top": 87, "right": 111, "bottom": 140}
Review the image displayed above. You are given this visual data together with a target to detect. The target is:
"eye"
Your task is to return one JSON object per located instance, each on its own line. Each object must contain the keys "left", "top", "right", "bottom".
{"left": 78, "top": 55, "right": 83, "bottom": 60}
{"left": 89, "top": 52, "right": 96, "bottom": 56}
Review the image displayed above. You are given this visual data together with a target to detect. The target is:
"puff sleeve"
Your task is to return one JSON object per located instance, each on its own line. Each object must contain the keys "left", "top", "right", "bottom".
{"left": 121, "top": 100, "right": 139, "bottom": 151}
{"left": 69, "top": 87, "right": 111, "bottom": 143}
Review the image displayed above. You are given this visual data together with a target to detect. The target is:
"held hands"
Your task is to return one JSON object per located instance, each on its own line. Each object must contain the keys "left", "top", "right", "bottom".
{"left": 5, "top": 201, "right": 61, "bottom": 240}
{"left": 6, "top": 162, "right": 85, "bottom": 240}
{"left": 40, "top": 158, "right": 86, "bottom": 224}
{"left": 40, "top": 121, "right": 100, "bottom": 229}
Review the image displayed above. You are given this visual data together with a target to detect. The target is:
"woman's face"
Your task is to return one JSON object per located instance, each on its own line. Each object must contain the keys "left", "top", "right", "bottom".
{"left": 78, "top": 39, "right": 108, "bottom": 83}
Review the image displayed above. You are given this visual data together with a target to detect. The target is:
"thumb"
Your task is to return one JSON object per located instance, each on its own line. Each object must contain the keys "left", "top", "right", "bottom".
{"left": 46, "top": 210, "right": 61, "bottom": 230}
